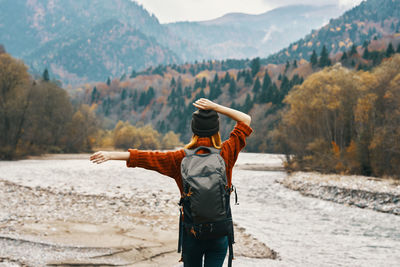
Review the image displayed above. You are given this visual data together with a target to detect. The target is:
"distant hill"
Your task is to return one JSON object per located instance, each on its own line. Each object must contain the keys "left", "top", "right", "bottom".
{"left": 166, "top": 4, "right": 343, "bottom": 60}
{"left": 25, "top": 19, "right": 180, "bottom": 83}
{"left": 265, "top": 0, "right": 400, "bottom": 64}
{"left": 0, "top": 0, "right": 201, "bottom": 83}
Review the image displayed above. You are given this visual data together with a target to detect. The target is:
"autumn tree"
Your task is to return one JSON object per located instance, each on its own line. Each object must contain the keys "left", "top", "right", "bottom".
{"left": 24, "top": 80, "right": 74, "bottom": 153}
{"left": 162, "top": 131, "right": 183, "bottom": 149}
{"left": 277, "top": 55, "right": 400, "bottom": 177}
{"left": 0, "top": 53, "right": 31, "bottom": 159}
{"left": 65, "top": 104, "right": 98, "bottom": 152}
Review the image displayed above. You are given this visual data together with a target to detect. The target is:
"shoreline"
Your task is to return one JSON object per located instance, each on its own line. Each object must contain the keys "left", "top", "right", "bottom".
{"left": 280, "top": 172, "right": 400, "bottom": 215}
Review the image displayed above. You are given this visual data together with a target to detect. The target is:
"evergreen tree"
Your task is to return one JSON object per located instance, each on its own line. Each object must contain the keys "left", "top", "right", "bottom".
{"left": 170, "top": 77, "right": 176, "bottom": 87}
{"left": 201, "top": 77, "right": 207, "bottom": 89}
{"left": 341, "top": 51, "right": 348, "bottom": 61}
{"left": 319, "top": 45, "right": 331, "bottom": 68}
{"left": 349, "top": 44, "right": 358, "bottom": 56}
{"left": 258, "top": 71, "right": 272, "bottom": 104}
{"left": 213, "top": 73, "right": 219, "bottom": 84}
{"left": 284, "top": 61, "right": 290, "bottom": 73}
{"left": 244, "top": 70, "right": 253, "bottom": 86}
{"left": 106, "top": 77, "right": 111, "bottom": 86}
{"left": 279, "top": 75, "right": 290, "bottom": 103}
{"left": 363, "top": 47, "right": 370, "bottom": 59}
{"left": 262, "top": 71, "right": 271, "bottom": 90}
{"left": 310, "top": 50, "right": 318, "bottom": 67}
{"left": 270, "top": 83, "right": 279, "bottom": 104}
{"left": 224, "top": 72, "right": 230, "bottom": 84}
{"left": 252, "top": 78, "right": 261, "bottom": 94}
{"left": 121, "top": 88, "right": 127, "bottom": 100}
{"left": 228, "top": 79, "right": 237, "bottom": 97}
{"left": 91, "top": 86, "right": 99, "bottom": 104}
{"left": 208, "top": 83, "right": 222, "bottom": 100}
{"left": 236, "top": 70, "right": 243, "bottom": 81}
{"left": 194, "top": 78, "right": 201, "bottom": 89}
{"left": 243, "top": 93, "right": 253, "bottom": 113}
{"left": 397, "top": 43, "right": 400, "bottom": 53}
{"left": 250, "top": 57, "right": 260, "bottom": 77}
{"left": 293, "top": 60, "right": 297, "bottom": 68}
{"left": 386, "top": 43, "right": 395, "bottom": 57}
{"left": 43, "top": 68, "right": 50, "bottom": 81}
{"left": 185, "top": 86, "right": 192, "bottom": 98}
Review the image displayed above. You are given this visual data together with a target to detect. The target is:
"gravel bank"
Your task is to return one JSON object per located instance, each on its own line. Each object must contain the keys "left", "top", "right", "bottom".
{"left": 0, "top": 155, "right": 277, "bottom": 266}
{"left": 280, "top": 172, "right": 400, "bottom": 215}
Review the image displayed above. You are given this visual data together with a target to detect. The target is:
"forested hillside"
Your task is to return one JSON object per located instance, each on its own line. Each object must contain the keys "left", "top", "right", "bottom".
{"left": 0, "top": 0, "right": 201, "bottom": 83}
{"left": 72, "top": 36, "right": 400, "bottom": 154}
{"left": 266, "top": 0, "right": 400, "bottom": 65}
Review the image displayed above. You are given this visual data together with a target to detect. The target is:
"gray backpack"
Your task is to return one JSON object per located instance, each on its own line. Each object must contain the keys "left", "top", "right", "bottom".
{"left": 177, "top": 146, "right": 236, "bottom": 267}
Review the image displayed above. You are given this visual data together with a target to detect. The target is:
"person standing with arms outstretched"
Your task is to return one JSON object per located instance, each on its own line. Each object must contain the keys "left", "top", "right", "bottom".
{"left": 90, "top": 98, "right": 252, "bottom": 267}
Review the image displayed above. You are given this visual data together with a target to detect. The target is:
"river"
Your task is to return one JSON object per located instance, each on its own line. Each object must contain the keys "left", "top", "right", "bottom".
{"left": 0, "top": 153, "right": 399, "bottom": 266}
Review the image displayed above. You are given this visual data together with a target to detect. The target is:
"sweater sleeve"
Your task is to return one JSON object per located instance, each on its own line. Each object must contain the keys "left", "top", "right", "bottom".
{"left": 126, "top": 149, "right": 186, "bottom": 179}
{"left": 221, "top": 121, "right": 253, "bottom": 171}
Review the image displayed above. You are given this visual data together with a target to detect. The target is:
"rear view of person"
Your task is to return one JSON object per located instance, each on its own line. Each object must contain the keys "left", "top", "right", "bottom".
{"left": 90, "top": 98, "right": 252, "bottom": 266}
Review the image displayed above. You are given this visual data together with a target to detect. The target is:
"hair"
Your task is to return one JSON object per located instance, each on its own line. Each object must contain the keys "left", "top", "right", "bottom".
{"left": 184, "top": 132, "right": 222, "bottom": 149}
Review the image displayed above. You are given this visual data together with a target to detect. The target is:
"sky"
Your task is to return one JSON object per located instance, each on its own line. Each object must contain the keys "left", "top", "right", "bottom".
{"left": 133, "top": 0, "right": 364, "bottom": 23}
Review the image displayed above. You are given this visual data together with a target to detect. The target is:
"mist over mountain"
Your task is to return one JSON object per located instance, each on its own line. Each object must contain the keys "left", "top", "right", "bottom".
{"left": 166, "top": 4, "right": 343, "bottom": 60}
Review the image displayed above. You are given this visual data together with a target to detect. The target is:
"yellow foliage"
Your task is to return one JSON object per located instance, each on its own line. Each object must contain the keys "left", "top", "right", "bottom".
{"left": 331, "top": 141, "right": 340, "bottom": 158}
{"left": 354, "top": 93, "right": 378, "bottom": 123}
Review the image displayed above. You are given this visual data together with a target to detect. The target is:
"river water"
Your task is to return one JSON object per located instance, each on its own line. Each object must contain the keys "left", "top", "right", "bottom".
{"left": 0, "top": 153, "right": 399, "bottom": 266}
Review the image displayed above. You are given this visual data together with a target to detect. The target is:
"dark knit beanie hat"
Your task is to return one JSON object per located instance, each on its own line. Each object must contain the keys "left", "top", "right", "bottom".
{"left": 191, "top": 109, "right": 219, "bottom": 137}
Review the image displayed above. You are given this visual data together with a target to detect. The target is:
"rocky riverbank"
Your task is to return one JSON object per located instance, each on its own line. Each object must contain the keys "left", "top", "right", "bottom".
{"left": 280, "top": 172, "right": 400, "bottom": 215}
{"left": 0, "top": 154, "right": 277, "bottom": 266}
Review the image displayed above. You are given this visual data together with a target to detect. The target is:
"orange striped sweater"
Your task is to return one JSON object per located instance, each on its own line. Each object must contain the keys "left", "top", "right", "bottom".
{"left": 126, "top": 121, "right": 253, "bottom": 196}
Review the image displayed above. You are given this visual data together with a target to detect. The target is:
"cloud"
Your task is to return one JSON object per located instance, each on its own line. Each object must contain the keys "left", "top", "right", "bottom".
{"left": 134, "top": 0, "right": 364, "bottom": 23}
{"left": 261, "top": 0, "right": 363, "bottom": 9}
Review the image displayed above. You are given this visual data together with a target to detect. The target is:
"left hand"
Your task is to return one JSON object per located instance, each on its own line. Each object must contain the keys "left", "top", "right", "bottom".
{"left": 90, "top": 151, "right": 111, "bottom": 164}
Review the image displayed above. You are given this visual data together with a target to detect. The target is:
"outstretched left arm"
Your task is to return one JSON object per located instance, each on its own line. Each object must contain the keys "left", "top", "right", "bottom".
{"left": 90, "top": 151, "right": 130, "bottom": 164}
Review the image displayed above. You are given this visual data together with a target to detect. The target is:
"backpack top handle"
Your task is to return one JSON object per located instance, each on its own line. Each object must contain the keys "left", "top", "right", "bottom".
{"left": 185, "top": 146, "right": 220, "bottom": 157}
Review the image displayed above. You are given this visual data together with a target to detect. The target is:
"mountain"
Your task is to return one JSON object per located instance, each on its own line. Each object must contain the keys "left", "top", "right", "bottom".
{"left": 166, "top": 5, "right": 343, "bottom": 60}
{"left": 265, "top": 0, "right": 400, "bottom": 64}
{"left": 0, "top": 0, "right": 201, "bottom": 83}
{"left": 25, "top": 19, "right": 180, "bottom": 82}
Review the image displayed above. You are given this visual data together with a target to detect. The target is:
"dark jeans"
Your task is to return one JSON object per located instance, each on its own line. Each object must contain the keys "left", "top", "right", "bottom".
{"left": 182, "top": 235, "right": 228, "bottom": 267}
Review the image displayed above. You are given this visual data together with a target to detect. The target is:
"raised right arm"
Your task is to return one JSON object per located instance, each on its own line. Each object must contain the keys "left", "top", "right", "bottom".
{"left": 193, "top": 98, "right": 251, "bottom": 126}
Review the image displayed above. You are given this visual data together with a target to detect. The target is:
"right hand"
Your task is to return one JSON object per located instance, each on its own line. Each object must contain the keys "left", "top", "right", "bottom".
{"left": 90, "top": 151, "right": 111, "bottom": 164}
{"left": 193, "top": 98, "right": 219, "bottom": 111}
